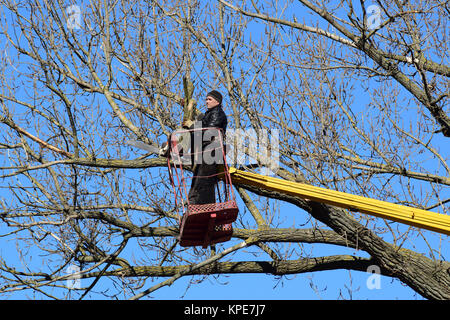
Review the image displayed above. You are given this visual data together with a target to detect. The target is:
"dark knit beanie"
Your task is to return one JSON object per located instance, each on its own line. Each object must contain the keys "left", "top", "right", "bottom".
{"left": 207, "top": 90, "right": 222, "bottom": 104}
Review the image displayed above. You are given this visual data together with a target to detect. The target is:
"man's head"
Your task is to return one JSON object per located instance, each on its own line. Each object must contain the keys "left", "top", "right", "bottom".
{"left": 206, "top": 90, "right": 222, "bottom": 109}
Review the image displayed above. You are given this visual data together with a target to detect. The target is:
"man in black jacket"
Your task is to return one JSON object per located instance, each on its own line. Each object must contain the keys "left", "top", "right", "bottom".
{"left": 185, "top": 90, "right": 227, "bottom": 205}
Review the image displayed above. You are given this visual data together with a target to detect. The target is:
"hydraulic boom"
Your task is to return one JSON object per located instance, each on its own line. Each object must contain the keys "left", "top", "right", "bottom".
{"left": 228, "top": 167, "right": 450, "bottom": 236}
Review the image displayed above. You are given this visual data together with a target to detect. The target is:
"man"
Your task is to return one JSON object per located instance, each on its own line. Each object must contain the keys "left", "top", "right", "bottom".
{"left": 184, "top": 90, "right": 227, "bottom": 205}
{"left": 182, "top": 90, "right": 227, "bottom": 134}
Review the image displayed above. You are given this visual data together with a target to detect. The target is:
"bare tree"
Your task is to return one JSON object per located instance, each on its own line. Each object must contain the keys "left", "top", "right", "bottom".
{"left": 0, "top": 0, "right": 448, "bottom": 300}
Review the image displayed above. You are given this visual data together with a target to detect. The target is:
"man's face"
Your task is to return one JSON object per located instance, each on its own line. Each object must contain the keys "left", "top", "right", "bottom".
{"left": 206, "top": 96, "right": 220, "bottom": 109}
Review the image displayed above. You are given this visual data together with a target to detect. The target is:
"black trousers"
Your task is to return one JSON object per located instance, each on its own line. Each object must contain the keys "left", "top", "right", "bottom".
{"left": 187, "top": 129, "right": 224, "bottom": 205}
{"left": 188, "top": 163, "right": 217, "bottom": 205}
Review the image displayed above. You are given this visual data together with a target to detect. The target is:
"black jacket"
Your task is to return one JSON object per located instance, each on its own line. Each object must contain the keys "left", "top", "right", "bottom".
{"left": 200, "top": 105, "right": 227, "bottom": 134}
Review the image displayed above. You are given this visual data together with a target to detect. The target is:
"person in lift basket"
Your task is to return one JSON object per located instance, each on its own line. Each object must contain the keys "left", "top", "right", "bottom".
{"left": 182, "top": 90, "right": 227, "bottom": 205}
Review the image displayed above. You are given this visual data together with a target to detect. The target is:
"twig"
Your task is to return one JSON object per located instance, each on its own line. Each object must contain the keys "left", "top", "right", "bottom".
{"left": 1, "top": 116, "right": 73, "bottom": 158}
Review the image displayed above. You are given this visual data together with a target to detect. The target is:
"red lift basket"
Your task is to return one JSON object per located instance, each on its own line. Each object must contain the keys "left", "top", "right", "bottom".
{"left": 167, "top": 127, "right": 239, "bottom": 248}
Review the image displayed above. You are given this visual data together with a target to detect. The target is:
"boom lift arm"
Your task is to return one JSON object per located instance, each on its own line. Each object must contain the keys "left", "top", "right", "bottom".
{"left": 228, "top": 167, "right": 450, "bottom": 236}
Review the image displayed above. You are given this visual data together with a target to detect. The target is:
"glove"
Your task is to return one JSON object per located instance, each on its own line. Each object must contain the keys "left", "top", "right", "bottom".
{"left": 182, "top": 119, "right": 194, "bottom": 129}
{"left": 159, "top": 141, "right": 169, "bottom": 157}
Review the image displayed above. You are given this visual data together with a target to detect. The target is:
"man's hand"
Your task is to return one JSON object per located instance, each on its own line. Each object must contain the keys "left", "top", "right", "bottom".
{"left": 159, "top": 141, "right": 169, "bottom": 157}
{"left": 182, "top": 119, "right": 194, "bottom": 129}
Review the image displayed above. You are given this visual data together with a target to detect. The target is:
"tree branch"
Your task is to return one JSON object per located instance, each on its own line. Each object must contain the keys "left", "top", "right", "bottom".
{"left": 82, "top": 255, "right": 380, "bottom": 279}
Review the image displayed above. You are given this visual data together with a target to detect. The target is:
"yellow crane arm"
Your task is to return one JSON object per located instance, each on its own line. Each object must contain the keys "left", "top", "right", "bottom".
{"left": 228, "top": 167, "right": 450, "bottom": 236}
